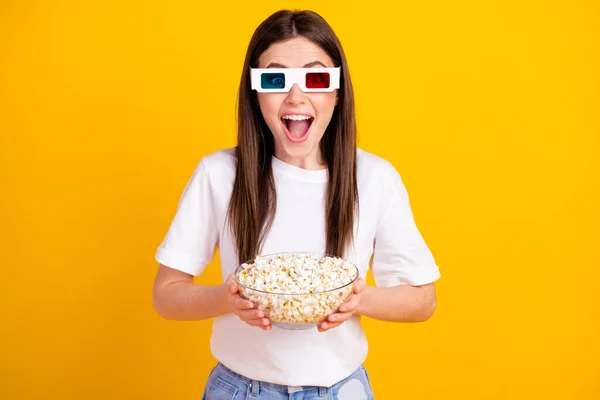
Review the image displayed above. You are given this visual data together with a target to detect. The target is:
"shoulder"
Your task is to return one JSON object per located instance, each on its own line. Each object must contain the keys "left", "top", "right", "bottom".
{"left": 200, "top": 147, "right": 236, "bottom": 171}
{"left": 194, "top": 147, "right": 237, "bottom": 182}
{"left": 357, "top": 148, "right": 402, "bottom": 186}
{"left": 184, "top": 147, "right": 236, "bottom": 188}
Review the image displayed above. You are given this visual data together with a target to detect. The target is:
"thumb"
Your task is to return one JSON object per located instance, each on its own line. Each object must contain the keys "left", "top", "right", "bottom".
{"left": 354, "top": 278, "right": 366, "bottom": 294}
{"left": 226, "top": 274, "right": 239, "bottom": 293}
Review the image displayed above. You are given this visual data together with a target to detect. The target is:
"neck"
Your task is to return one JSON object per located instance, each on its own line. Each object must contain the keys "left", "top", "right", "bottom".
{"left": 274, "top": 146, "right": 327, "bottom": 170}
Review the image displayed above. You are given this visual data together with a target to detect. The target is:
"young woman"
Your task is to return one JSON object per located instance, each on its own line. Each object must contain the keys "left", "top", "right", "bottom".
{"left": 153, "top": 9, "right": 440, "bottom": 399}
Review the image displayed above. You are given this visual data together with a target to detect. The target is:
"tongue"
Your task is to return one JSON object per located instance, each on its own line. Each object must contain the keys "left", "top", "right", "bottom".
{"left": 287, "top": 120, "right": 311, "bottom": 138}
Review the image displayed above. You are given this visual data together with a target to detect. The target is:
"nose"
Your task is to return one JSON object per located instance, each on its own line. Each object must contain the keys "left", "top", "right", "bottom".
{"left": 284, "top": 83, "right": 307, "bottom": 105}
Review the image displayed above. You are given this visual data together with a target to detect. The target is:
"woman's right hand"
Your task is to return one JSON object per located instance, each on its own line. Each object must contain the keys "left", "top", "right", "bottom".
{"left": 226, "top": 274, "right": 271, "bottom": 330}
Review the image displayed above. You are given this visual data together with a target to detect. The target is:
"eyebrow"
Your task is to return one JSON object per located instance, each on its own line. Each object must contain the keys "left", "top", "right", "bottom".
{"left": 265, "top": 61, "right": 328, "bottom": 68}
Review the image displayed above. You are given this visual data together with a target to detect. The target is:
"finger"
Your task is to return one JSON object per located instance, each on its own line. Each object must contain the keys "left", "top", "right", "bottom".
{"left": 235, "top": 310, "right": 271, "bottom": 330}
{"left": 318, "top": 320, "right": 342, "bottom": 332}
{"left": 327, "top": 311, "right": 353, "bottom": 323}
{"left": 233, "top": 297, "right": 255, "bottom": 310}
{"left": 227, "top": 289, "right": 243, "bottom": 305}
{"left": 353, "top": 278, "right": 366, "bottom": 294}
{"left": 227, "top": 276, "right": 239, "bottom": 294}
{"left": 235, "top": 308, "right": 265, "bottom": 321}
{"left": 338, "top": 297, "right": 359, "bottom": 312}
{"left": 243, "top": 317, "right": 272, "bottom": 329}
{"left": 227, "top": 291, "right": 248, "bottom": 308}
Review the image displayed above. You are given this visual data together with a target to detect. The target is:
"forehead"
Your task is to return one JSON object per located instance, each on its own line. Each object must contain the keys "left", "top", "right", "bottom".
{"left": 258, "top": 36, "right": 334, "bottom": 68}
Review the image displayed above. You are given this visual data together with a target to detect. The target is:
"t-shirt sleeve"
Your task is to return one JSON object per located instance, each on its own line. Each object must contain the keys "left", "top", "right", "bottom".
{"left": 155, "top": 159, "right": 219, "bottom": 276}
{"left": 371, "top": 169, "right": 441, "bottom": 287}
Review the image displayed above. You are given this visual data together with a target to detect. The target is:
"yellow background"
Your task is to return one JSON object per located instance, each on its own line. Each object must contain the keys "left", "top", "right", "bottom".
{"left": 1, "top": 0, "right": 598, "bottom": 398}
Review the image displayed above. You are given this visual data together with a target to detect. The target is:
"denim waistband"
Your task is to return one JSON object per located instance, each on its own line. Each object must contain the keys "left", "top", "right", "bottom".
{"left": 216, "top": 362, "right": 329, "bottom": 394}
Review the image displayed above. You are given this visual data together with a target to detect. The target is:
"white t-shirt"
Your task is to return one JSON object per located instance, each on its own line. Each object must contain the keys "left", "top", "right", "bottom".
{"left": 155, "top": 147, "right": 441, "bottom": 387}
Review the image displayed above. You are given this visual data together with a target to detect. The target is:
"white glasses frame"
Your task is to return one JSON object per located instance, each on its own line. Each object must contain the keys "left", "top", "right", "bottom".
{"left": 250, "top": 67, "right": 341, "bottom": 93}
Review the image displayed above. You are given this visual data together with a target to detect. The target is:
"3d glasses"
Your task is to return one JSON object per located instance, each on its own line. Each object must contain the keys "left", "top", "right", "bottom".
{"left": 250, "top": 67, "right": 340, "bottom": 93}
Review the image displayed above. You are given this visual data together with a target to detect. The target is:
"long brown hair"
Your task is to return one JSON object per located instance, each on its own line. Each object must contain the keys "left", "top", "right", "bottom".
{"left": 227, "top": 9, "right": 358, "bottom": 264}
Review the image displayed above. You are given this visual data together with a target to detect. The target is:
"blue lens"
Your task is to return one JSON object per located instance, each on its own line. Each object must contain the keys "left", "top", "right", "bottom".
{"left": 261, "top": 73, "right": 285, "bottom": 89}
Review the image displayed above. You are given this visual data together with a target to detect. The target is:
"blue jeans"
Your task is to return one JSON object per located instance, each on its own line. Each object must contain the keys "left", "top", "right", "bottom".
{"left": 202, "top": 362, "right": 375, "bottom": 399}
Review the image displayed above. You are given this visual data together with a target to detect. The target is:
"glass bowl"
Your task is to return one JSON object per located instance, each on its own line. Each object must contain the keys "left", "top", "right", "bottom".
{"left": 234, "top": 252, "right": 359, "bottom": 330}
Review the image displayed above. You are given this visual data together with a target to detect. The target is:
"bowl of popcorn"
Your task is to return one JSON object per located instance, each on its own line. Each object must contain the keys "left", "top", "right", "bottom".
{"left": 234, "top": 252, "right": 359, "bottom": 330}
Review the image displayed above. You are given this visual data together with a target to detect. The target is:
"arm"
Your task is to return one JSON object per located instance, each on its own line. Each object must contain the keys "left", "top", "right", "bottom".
{"left": 358, "top": 165, "right": 440, "bottom": 323}
{"left": 153, "top": 158, "right": 229, "bottom": 320}
{"left": 319, "top": 280, "right": 436, "bottom": 331}
{"left": 152, "top": 264, "right": 273, "bottom": 330}
{"left": 356, "top": 282, "right": 437, "bottom": 322}
{"left": 320, "top": 164, "right": 440, "bottom": 332}
{"left": 152, "top": 264, "right": 231, "bottom": 320}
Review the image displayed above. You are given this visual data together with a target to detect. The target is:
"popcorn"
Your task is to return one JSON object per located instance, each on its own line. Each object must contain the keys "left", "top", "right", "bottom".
{"left": 235, "top": 253, "right": 359, "bottom": 327}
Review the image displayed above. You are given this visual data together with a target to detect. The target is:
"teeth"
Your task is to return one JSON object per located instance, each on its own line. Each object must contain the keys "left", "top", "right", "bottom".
{"left": 282, "top": 115, "right": 312, "bottom": 121}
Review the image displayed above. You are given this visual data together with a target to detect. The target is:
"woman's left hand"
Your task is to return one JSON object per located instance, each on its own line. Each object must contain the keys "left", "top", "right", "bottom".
{"left": 318, "top": 278, "right": 367, "bottom": 332}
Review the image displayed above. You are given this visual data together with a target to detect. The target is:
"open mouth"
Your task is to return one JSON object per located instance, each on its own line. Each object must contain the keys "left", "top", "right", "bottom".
{"left": 281, "top": 115, "right": 314, "bottom": 143}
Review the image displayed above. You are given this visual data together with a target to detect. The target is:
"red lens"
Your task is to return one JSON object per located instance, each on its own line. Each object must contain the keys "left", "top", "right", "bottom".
{"left": 305, "top": 72, "right": 330, "bottom": 89}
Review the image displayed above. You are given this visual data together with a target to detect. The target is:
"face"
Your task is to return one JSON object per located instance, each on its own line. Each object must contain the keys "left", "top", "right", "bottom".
{"left": 256, "top": 36, "right": 338, "bottom": 169}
